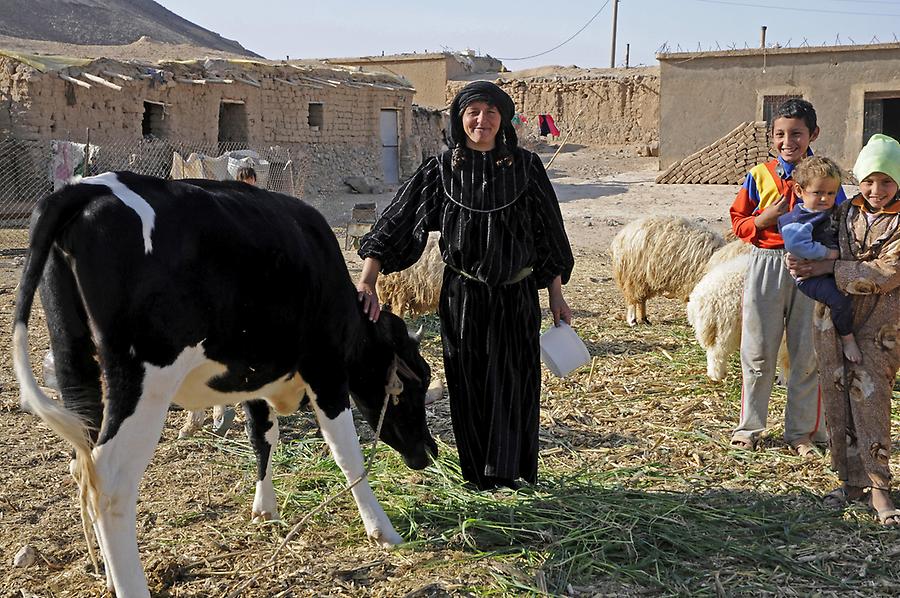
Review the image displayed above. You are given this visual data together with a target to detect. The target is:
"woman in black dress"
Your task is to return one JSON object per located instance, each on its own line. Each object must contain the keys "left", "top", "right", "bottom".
{"left": 357, "top": 81, "right": 574, "bottom": 490}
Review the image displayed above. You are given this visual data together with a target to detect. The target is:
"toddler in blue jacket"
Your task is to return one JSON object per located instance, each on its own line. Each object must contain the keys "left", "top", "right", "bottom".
{"left": 778, "top": 156, "right": 860, "bottom": 362}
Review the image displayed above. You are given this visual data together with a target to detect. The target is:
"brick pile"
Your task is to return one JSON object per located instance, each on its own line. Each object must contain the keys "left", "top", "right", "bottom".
{"left": 656, "top": 121, "right": 770, "bottom": 184}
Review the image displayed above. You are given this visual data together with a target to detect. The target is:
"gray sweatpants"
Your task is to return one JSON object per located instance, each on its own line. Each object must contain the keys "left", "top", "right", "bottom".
{"left": 734, "top": 246, "right": 824, "bottom": 445}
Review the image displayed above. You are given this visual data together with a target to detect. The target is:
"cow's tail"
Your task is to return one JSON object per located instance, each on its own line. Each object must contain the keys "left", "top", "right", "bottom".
{"left": 12, "top": 182, "right": 106, "bottom": 571}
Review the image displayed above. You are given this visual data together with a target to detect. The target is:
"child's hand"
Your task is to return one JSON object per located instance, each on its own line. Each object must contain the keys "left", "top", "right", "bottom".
{"left": 754, "top": 196, "right": 789, "bottom": 229}
{"left": 826, "top": 248, "right": 840, "bottom": 260}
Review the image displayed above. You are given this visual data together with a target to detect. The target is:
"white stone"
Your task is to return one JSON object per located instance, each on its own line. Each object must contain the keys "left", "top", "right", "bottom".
{"left": 13, "top": 545, "right": 36, "bottom": 568}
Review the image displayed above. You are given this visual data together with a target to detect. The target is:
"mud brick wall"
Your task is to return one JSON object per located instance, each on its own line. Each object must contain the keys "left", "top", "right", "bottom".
{"left": 446, "top": 69, "right": 659, "bottom": 148}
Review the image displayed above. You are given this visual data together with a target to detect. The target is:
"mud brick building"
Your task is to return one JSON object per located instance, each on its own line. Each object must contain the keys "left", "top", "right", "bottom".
{"left": 657, "top": 42, "right": 900, "bottom": 171}
{"left": 0, "top": 51, "right": 431, "bottom": 193}
{"left": 325, "top": 51, "right": 502, "bottom": 108}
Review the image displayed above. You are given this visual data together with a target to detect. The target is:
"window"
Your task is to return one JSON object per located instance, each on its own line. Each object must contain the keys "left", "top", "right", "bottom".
{"left": 863, "top": 93, "right": 900, "bottom": 145}
{"left": 141, "top": 101, "right": 167, "bottom": 138}
{"left": 218, "top": 101, "right": 248, "bottom": 145}
{"left": 762, "top": 94, "right": 802, "bottom": 126}
{"left": 308, "top": 103, "right": 324, "bottom": 129}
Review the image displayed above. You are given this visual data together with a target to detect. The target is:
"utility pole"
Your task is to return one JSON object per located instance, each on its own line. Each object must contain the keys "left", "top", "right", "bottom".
{"left": 610, "top": 0, "right": 619, "bottom": 68}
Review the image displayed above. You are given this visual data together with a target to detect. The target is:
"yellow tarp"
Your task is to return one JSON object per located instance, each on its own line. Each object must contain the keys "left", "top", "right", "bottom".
{"left": 0, "top": 50, "right": 92, "bottom": 72}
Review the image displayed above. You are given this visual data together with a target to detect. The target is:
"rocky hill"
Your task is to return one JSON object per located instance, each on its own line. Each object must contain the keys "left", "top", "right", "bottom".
{"left": 0, "top": 0, "right": 259, "bottom": 57}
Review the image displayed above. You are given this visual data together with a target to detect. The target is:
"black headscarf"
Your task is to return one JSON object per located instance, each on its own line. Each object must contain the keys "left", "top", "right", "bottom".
{"left": 448, "top": 81, "right": 518, "bottom": 169}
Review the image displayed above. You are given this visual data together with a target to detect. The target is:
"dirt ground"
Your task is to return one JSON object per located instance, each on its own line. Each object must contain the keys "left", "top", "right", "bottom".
{"left": 3, "top": 146, "right": 874, "bottom": 597}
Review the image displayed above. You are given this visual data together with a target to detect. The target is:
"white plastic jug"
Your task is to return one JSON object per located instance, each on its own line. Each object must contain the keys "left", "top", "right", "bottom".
{"left": 539, "top": 322, "right": 590, "bottom": 377}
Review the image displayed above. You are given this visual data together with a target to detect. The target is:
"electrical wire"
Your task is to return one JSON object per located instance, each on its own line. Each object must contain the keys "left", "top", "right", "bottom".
{"left": 494, "top": 1, "right": 611, "bottom": 61}
{"left": 692, "top": 0, "right": 900, "bottom": 17}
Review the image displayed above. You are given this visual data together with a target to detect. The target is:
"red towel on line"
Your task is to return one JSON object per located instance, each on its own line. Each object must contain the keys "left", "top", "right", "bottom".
{"left": 538, "top": 114, "right": 560, "bottom": 137}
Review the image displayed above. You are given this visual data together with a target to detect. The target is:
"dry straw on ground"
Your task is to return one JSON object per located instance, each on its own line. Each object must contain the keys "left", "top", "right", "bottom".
{"left": 1, "top": 148, "right": 897, "bottom": 596}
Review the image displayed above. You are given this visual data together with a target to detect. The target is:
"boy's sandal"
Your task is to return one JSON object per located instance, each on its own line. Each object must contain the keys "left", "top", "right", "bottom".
{"left": 790, "top": 440, "right": 822, "bottom": 459}
{"left": 730, "top": 436, "right": 756, "bottom": 451}
{"left": 875, "top": 509, "right": 900, "bottom": 526}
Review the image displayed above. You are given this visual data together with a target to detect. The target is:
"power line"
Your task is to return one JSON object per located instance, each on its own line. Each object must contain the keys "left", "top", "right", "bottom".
{"left": 494, "top": 1, "right": 611, "bottom": 61}
{"left": 691, "top": 0, "right": 900, "bottom": 16}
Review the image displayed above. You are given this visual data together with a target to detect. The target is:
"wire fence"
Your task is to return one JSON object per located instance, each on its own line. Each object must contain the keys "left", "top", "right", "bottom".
{"left": 0, "top": 136, "right": 307, "bottom": 255}
{"left": 656, "top": 35, "right": 900, "bottom": 56}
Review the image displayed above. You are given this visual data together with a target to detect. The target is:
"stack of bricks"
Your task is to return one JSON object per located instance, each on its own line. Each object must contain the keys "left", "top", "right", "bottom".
{"left": 656, "top": 121, "right": 770, "bottom": 184}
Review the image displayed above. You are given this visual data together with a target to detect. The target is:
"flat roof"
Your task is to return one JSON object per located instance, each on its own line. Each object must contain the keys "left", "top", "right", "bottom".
{"left": 657, "top": 41, "right": 900, "bottom": 61}
{"left": 324, "top": 52, "right": 454, "bottom": 64}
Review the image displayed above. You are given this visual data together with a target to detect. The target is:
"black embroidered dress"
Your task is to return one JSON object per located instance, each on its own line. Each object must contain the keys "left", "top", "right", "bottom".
{"left": 359, "top": 146, "right": 574, "bottom": 489}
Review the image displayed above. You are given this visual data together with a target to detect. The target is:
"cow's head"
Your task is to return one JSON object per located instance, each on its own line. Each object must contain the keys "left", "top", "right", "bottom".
{"left": 349, "top": 311, "right": 438, "bottom": 470}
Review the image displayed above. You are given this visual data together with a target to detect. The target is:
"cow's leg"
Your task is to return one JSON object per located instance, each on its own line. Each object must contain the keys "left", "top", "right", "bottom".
{"left": 40, "top": 248, "right": 103, "bottom": 435}
{"left": 308, "top": 389, "right": 403, "bottom": 547}
{"left": 242, "top": 399, "right": 280, "bottom": 521}
{"left": 40, "top": 250, "right": 114, "bottom": 579}
{"left": 91, "top": 358, "right": 179, "bottom": 598}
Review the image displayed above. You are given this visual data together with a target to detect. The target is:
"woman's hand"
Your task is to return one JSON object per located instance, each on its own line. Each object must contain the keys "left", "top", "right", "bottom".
{"left": 548, "top": 275, "right": 572, "bottom": 326}
{"left": 357, "top": 257, "right": 382, "bottom": 322}
{"left": 785, "top": 253, "right": 835, "bottom": 280}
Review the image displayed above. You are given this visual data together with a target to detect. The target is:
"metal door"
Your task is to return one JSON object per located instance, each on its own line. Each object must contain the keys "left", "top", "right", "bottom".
{"left": 863, "top": 98, "right": 883, "bottom": 145}
{"left": 380, "top": 109, "right": 399, "bottom": 185}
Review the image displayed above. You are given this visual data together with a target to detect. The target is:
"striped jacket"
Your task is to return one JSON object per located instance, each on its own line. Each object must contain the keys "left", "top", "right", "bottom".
{"left": 730, "top": 153, "right": 846, "bottom": 248}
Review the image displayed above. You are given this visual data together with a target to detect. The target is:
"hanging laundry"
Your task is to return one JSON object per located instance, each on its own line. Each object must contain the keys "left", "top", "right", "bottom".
{"left": 49, "top": 140, "right": 100, "bottom": 191}
{"left": 538, "top": 115, "right": 550, "bottom": 137}
{"left": 538, "top": 114, "right": 561, "bottom": 138}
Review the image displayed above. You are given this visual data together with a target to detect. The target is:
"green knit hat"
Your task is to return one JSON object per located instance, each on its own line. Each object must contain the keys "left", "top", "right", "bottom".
{"left": 854, "top": 134, "right": 900, "bottom": 185}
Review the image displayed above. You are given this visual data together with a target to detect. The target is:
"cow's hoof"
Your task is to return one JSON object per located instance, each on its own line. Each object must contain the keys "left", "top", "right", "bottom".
{"left": 369, "top": 528, "right": 403, "bottom": 548}
{"left": 251, "top": 510, "right": 278, "bottom": 523}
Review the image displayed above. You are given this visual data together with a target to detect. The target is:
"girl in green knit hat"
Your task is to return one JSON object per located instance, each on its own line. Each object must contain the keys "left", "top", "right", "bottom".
{"left": 788, "top": 133, "right": 900, "bottom": 525}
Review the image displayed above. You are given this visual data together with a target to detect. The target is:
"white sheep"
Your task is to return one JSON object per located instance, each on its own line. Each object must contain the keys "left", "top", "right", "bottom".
{"left": 609, "top": 217, "right": 725, "bottom": 325}
{"left": 376, "top": 232, "right": 443, "bottom": 317}
{"left": 686, "top": 243, "right": 788, "bottom": 382}
{"left": 687, "top": 253, "right": 749, "bottom": 381}
{"left": 704, "top": 237, "right": 750, "bottom": 273}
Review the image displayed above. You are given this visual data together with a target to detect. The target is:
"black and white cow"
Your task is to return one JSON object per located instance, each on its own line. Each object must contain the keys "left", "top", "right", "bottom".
{"left": 13, "top": 172, "right": 438, "bottom": 598}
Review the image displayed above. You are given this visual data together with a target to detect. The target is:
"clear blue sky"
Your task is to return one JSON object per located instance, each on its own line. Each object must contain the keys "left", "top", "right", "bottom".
{"left": 157, "top": 0, "right": 900, "bottom": 70}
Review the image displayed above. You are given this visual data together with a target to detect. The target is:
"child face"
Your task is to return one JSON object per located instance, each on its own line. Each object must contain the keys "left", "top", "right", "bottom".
{"left": 772, "top": 116, "right": 819, "bottom": 164}
{"left": 859, "top": 172, "right": 899, "bottom": 210}
{"left": 797, "top": 176, "right": 842, "bottom": 212}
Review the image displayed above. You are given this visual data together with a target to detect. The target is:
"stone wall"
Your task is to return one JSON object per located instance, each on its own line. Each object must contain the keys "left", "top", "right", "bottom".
{"left": 407, "top": 105, "right": 448, "bottom": 166}
{"left": 446, "top": 68, "right": 659, "bottom": 148}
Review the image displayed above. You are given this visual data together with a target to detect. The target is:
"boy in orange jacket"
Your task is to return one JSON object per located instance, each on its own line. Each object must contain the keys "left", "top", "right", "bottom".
{"left": 729, "top": 98, "right": 846, "bottom": 456}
